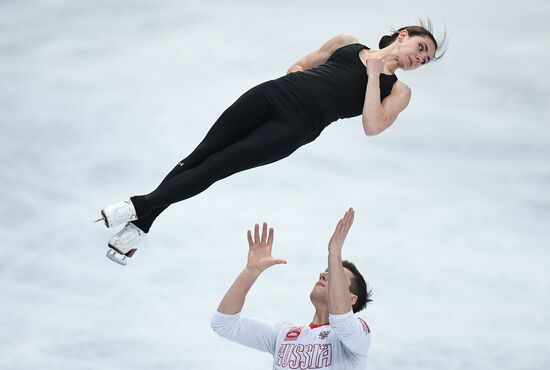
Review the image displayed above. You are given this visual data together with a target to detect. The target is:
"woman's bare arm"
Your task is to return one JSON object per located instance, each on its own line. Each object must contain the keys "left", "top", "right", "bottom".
{"left": 362, "top": 78, "right": 411, "bottom": 136}
{"left": 287, "top": 34, "right": 358, "bottom": 74}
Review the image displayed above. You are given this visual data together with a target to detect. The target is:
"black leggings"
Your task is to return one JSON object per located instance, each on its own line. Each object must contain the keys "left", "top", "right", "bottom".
{"left": 131, "top": 82, "right": 317, "bottom": 233}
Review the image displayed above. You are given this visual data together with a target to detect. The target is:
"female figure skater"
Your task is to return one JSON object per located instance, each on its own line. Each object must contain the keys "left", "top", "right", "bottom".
{"left": 98, "top": 22, "right": 444, "bottom": 265}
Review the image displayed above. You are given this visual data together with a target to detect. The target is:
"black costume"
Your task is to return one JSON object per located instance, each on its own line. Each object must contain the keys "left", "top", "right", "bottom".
{"left": 131, "top": 43, "right": 398, "bottom": 232}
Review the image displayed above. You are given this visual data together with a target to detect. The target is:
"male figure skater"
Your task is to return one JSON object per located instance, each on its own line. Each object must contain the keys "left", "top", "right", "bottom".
{"left": 211, "top": 208, "right": 373, "bottom": 369}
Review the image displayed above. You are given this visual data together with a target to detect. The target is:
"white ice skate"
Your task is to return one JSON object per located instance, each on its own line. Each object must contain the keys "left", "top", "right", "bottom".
{"left": 106, "top": 223, "right": 145, "bottom": 266}
{"left": 97, "top": 200, "right": 138, "bottom": 228}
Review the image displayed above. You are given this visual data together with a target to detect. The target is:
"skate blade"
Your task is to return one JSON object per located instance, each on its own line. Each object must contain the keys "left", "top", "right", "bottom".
{"left": 94, "top": 210, "right": 109, "bottom": 227}
{"left": 106, "top": 249, "right": 128, "bottom": 266}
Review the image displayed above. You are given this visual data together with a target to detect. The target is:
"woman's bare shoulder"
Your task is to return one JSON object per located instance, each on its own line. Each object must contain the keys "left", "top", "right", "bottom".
{"left": 319, "top": 34, "right": 359, "bottom": 54}
{"left": 393, "top": 80, "right": 411, "bottom": 95}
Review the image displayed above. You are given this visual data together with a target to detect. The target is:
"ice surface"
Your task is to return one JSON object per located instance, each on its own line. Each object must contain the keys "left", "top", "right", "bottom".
{"left": 1, "top": 0, "right": 549, "bottom": 369}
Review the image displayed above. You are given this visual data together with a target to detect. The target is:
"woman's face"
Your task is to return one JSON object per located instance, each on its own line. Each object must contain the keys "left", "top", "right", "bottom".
{"left": 397, "top": 32, "right": 436, "bottom": 71}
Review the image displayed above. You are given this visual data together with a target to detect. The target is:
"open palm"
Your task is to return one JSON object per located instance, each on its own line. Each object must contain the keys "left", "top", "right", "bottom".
{"left": 246, "top": 222, "right": 287, "bottom": 273}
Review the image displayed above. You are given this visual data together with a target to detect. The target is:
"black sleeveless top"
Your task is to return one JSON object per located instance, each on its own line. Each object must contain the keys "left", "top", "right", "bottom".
{"left": 264, "top": 43, "right": 398, "bottom": 131}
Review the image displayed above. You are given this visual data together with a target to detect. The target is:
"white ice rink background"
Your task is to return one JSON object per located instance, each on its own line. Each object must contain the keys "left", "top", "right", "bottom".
{"left": 1, "top": 0, "right": 549, "bottom": 369}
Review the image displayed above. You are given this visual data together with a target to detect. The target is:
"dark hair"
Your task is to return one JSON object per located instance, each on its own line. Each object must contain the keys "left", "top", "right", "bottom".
{"left": 378, "top": 18, "right": 448, "bottom": 61}
{"left": 342, "top": 260, "right": 372, "bottom": 313}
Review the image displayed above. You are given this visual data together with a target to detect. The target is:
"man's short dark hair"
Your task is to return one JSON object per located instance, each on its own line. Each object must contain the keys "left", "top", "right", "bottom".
{"left": 342, "top": 260, "right": 372, "bottom": 313}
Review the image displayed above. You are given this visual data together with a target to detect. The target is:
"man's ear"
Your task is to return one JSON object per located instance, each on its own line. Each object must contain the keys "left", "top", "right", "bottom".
{"left": 350, "top": 294, "right": 358, "bottom": 306}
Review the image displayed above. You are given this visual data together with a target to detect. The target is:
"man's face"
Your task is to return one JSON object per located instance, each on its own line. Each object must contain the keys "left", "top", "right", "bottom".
{"left": 310, "top": 267, "right": 355, "bottom": 303}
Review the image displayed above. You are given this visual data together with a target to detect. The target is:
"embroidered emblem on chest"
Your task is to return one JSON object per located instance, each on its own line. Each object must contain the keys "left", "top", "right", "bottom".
{"left": 284, "top": 327, "right": 303, "bottom": 341}
{"left": 318, "top": 330, "right": 330, "bottom": 340}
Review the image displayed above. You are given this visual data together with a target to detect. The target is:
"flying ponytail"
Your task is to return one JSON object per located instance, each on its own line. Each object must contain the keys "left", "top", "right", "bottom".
{"left": 377, "top": 18, "right": 448, "bottom": 60}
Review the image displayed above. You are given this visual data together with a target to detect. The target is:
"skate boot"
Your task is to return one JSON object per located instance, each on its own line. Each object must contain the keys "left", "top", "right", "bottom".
{"left": 97, "top": 200, "right": 138, "bottom": 228}
{"left": 106, "top": 223, "right": 145, "bottom": 266}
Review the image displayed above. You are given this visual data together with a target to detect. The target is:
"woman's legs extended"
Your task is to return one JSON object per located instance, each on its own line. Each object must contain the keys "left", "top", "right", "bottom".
{"left": 131, "top": 81, "right": 314, "bottom": 232}
{"left": 131, "top": 117, "right": 312, "bottom": 230}
{"left": 130, "top": 83, "right": 274, "bottom": 233}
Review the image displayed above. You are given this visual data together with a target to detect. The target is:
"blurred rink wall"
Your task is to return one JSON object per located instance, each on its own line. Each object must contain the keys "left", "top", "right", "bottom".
{"left": 0, "top": 0, "right": 549, "bottom": 369}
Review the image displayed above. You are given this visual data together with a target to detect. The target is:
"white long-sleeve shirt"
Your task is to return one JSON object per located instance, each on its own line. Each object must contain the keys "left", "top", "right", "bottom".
{"left": 211, "top": 310, "right": 371, "bottom": 369}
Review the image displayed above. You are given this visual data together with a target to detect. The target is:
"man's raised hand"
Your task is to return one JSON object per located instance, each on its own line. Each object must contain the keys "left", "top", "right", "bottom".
{"left": 328, "top": 208, "right": 355, "bottom": 253}
{"left": 246, "top": 222, "right": 287, "bottom": 274}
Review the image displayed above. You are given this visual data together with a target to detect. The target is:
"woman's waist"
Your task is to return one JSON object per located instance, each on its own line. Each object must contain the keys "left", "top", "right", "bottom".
{"left": 265, "top": 79, "right": 363, "bottom": 124}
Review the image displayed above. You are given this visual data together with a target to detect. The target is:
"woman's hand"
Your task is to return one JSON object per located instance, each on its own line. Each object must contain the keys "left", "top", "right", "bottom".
{"left": 365, "top": 57, "right": 385, "bottom": 76}
{"left": 246, "top": 222, "right": 287, "bottom": 274}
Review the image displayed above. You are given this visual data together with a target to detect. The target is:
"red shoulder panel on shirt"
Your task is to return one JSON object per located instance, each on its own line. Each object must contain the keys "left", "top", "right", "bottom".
{"left": 358, "top": 318, "right": 371, "bottom": 334}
